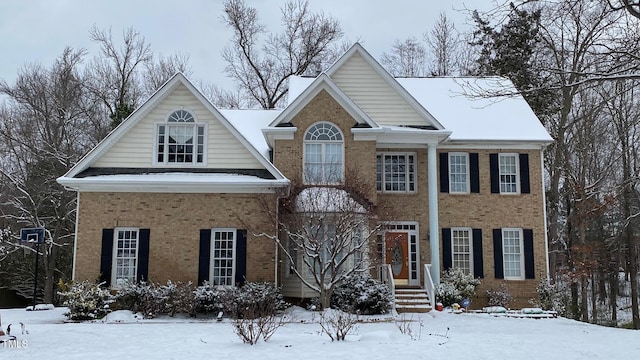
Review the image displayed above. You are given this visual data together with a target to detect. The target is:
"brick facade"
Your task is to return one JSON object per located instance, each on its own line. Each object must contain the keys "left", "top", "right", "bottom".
{"left": 75, "top": 192, "right": 278, "bottom": 284}
{"left": 272, "top": 89, "right": 547, "bottom": 308}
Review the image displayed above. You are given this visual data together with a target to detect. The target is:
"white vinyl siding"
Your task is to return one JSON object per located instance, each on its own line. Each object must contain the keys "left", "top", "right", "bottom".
{"left": 331, "top": 53, "right": 429, "bottom": 127}
{"left": 93, "top": 83, "right": 263, "bottom": 169}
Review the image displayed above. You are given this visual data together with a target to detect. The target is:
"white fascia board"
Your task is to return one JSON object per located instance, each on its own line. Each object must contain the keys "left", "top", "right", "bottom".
{"left": 352, "top": 127, "right": 451, "bottom": 145}
{"left": 438, "top": 140, "right": 553, "bottom": 150}
{"left": 262, "top": 127, "right": 297, "bottom": 148}
{"left": 57, "top": 176, "right": 290, "bottom": 194}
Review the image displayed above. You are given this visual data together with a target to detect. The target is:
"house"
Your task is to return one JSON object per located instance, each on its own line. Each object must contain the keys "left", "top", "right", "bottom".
{"left": 58, "top": 43, "right": 552, "bottom": 308}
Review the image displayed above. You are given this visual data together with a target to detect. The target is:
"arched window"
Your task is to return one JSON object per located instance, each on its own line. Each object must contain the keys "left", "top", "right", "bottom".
{"left": 303, "top": 122, "right": 344, "bottom": 184}
{"left": 156, "top": 110, "right": 205, "bottom": 164}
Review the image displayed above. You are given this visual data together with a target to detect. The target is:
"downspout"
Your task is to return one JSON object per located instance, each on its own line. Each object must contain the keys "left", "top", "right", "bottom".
{"left": 71, "top": 191, "right": 80, "bottom": 281}
{"left": 427, "top": 144, "right": 440, "bottom": 285}
{"left": 274, "top": 184, "right": 291, "bottom": 288}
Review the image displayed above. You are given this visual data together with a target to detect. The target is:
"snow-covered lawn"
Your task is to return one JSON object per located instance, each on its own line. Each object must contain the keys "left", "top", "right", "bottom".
{"left": 1, "top": 306, "right": 639, "bottom": 359}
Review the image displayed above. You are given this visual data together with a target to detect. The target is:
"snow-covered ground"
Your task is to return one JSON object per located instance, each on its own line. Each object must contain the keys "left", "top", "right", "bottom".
{"left": 1, "top": 306, "right": 639, "bottom": 359}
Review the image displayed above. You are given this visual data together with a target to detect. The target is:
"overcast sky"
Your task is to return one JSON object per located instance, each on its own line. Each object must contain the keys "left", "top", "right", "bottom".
{"left": 0, "top": 0, "right": 497, "bottom": 91}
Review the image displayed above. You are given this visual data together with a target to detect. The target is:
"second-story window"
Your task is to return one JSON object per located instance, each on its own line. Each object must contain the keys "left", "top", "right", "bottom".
{"left": 303, "top": 122, "right": 344, "bottom": 184}
{"left": 499, "top": 153, "right": 519, "bottom": 194}
{"left": 376, "top": 153, "right": 416, "bottom": 193}
{"left": 156, "top": 109, "right": 205, "bottom": 165}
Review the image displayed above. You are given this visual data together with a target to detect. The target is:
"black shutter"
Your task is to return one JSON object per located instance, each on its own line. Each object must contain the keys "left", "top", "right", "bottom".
{"left": 235, "top": 229, "right": 247, "bottom": 286}
{"left": 100, "top": 229, "right": 114, "bottom": 286}
{"left": 198, "top": 229, "right": 211, "bottom": 286}
{"left": 524, "top": 229, "right": 535, "bottom": 279}
{"left": 470, "top": 153, "right": 480, "bottom": 193}
{"left": 442, "top": 228, "right": 452, "bottom": 270}
{"left": 519, "top": 154, "right": 531, "bottom": 194}
{"left": 472, "top": 228, "right": 484, "bottom": 278}
{"left": 490, "top": 153, "right": 499, "bottom": 193}
{"left": 493, "top": 229, "right": 504, "bottom": 279}
{"left": 439, "top": 152, "right": 449, "bottom": 193}
{"left": 137, "top": 229, "right": 150, "bottom": 282}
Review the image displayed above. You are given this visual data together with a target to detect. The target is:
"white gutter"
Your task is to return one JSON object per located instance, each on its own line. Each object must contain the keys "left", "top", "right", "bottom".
{"left": 57, "top": 176, "right": 290, "bottom": 193}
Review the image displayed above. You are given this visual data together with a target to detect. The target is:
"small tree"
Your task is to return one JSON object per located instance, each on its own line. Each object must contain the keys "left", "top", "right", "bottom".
{"left": 274, "top": 179, "right": 382, "bottom": 309}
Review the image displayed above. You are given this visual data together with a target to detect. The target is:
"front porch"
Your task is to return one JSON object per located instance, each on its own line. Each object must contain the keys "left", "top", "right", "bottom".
{"left": 379, "top": 263, "right": 436, "bottom": 313}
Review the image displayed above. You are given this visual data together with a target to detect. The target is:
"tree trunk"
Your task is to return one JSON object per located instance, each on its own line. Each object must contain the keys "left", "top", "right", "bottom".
{"left": 591, "top": 272, "right": 597, "bottom": 323}
{"left": 581, "top": 278, "right": 589, "bottom": 323}
{"left": 43, "top": 245, "right": 58, "bottom": 304}
{"left": 621, "top": 137, "right": 639, "bottom": 329}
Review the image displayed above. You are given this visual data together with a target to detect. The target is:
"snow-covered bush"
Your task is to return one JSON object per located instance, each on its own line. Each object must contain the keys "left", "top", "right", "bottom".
{"left": 436, "top": 268, "right": 481, "bottom": 307}
{"left": 114, "top": 281, "right": 166, "bottom": 318}
{"left": 58, "top": 280, "right": 113, "bottom": 320}
{"left": 486, "top": 283, "right": 513, "bottom": 307}
{"left": 530, "top": 278, "right": 570, "bottom": 316}
{"left": 162, "top": 281, "right": 196, "bottom": 316}
{"left": 193, "top": 281, "right": 224, "bottom": 314}
{"left": 221, "top": 282, "right": 288, "bottom": 319}
{"left": 331, "top": 274, "right": 393, "bottom": 314}
{"left": 114, "top": 280, "right": 196, "bottom": 317}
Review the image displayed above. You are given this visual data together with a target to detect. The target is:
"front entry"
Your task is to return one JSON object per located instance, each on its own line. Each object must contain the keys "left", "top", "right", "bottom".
{"left": 385, "top": 232, "right": 409, "bottom": 285}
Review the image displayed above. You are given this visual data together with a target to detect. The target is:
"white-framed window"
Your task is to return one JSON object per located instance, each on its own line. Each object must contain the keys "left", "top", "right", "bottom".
{"left": 210, "top": 228, "right": 236, "bottom": 286}
{"left": 303, "top": 122, "right": 344, "bottom": 184}
{"left": 449, "top": 153, "right": 469, "bottom": 193}
{"left": 499, "top": 153, "right": 519, "bottom": 194}
{"left": 451, "top": 227, "right": 473, "bottom": 275}
{"left": 502, "top": 228, "right": 524, "bottom": 280}
{"left": 156, "top": 109, "right": 206, "bottom": 165}
{"left": 376, "top": 153, "right": 416, "bottom": 192}
{"left": 112, "top": 228, "right": 139, "bottom": 287}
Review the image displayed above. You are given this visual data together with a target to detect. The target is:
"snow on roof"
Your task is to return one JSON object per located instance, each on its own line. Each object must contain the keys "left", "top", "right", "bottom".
{"left": 221, "top": 109, "right": 282, "bottom": 159}
{"left": 295, "top": 187, "right": 367, "bottom": 213}
{"left": 287, "top": 76, "right": 315, "bottom": 106}
{"left": 397, "top": 77, "right": 552, "bottom": 143}
{"left": 77, "top": 172, "right": 280, "bottom": 184}
{"left": 287, "top": 75, "right": 552, "bottom": 143}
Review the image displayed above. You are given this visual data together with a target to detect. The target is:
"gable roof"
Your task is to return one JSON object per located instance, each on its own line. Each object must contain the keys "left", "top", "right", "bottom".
{"left": 285, "top": 75, "right": 552, "bottom": 145}
{"left": 325, "top": 43, "right": 445, "bottom": 130}
{"left": 58, "top": 73, "right": 288, "bottom": 191}
{"left": 268, "top": 73, "right": 377, "bottom": 128}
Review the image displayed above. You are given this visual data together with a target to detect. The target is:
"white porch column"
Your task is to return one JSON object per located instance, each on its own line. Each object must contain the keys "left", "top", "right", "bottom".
{"left": 427, "top": 144, "right": 440, "bottom": 285}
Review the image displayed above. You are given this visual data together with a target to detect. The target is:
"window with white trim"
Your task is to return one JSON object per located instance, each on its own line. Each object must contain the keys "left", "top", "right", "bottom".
{"left": 449, "top": 153, "right": 469, "bottom": 193}
{"left": 156, "top": 109, "right": 206, "bottom": 165}
{"left": 499, "top": 153, "right": 519, "bottom": 193}
{"left": 376, "top": 153, "right": 416, "bottom": 192}
{"left": 451, "top": 228, "right": 473, "bottom": 275}
{"left": 112, "top": 228, "right": 139, "bottom": 286}
{"left": 502, "top": 228, "right": 524, "bottom": 280}
{"left": 303, "top": 122, "right": 344, "bottom": 184}
{"left": 211, "top": 229, "right": 236, "bottom": 286}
